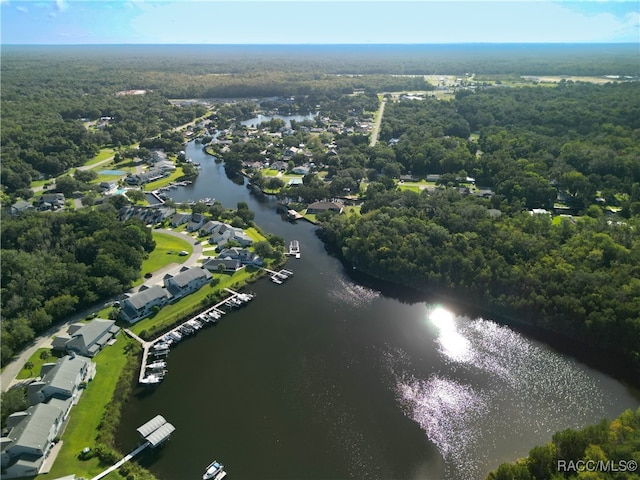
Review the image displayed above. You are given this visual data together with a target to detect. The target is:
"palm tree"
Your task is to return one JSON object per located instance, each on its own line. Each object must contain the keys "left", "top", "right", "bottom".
{"left": 39, "top": 350, "right": 50, "bottom": 361}
{"left": 24, "top": 361, "right": 34, "bottom": 377}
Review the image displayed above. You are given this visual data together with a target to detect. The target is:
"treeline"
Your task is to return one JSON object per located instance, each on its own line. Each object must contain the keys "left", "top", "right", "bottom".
{"left": 320, "top": 189, "right": 640, "bottom": 377}
{"left": 487, "top": 407, "right": 640, "bottom": 480}
{"left": 0, "top": 207, "right": 155, "bottom": 364}
{"left": 381, "top": 82, "right": 640, "bottom": 211}
{"left": 4, "top": 44, "right": 638, "bottom": 76}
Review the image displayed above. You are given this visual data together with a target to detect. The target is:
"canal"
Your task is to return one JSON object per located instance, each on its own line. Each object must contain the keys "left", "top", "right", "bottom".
{"left": 117, "top": 134, "right": 639, "bottom": 480}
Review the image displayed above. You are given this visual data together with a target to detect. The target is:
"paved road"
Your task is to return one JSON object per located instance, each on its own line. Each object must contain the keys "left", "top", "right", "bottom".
{"left": 370, "top": 98, "right": 387, "bottom": 147}
{"left": 0, "top": 228, "right": 204, "bottom": 393}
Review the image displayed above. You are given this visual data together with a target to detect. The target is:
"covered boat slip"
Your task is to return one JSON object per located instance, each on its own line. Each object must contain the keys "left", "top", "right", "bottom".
{"left": 136, "top": 414, "right": 176, "bottom": 448}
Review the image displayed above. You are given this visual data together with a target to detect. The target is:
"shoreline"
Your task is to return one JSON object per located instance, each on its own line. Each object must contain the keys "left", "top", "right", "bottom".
{"left": 317, "top": 229, "right": 640, "bottom": 395}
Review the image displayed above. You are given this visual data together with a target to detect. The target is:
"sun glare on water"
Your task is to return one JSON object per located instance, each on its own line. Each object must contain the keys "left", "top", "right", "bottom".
{"left": 429, "top": 307, "right": 473, "bottom": 363}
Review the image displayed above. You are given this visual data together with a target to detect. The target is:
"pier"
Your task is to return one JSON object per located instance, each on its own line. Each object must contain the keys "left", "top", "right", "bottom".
{"left": 125, "top": 289, "right": 255, "bottom": 385}
{"left": 261, "top": 267, "right": 294, "bottom": 284}
{"left": 90, "top": 415, "right": 175, "bottom": 480}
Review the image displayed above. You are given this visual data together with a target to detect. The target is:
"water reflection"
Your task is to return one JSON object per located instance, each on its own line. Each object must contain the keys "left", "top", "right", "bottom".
{"left": 389, "top": 308, "right": 616, "bottom": 479}
{"left": 429, "top": 307, "right": 472, "bottom": 363}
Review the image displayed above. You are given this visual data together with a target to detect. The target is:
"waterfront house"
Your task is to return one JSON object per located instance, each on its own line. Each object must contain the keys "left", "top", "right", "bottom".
{"left": 26, "top": 355, "right": 94, "bottom": 406}
{"left": 216, "top": 247, "right": 263, "bottom": 267}
{"left": 1, "top": 402, "right": 69, "bottom": 479}
{"left": 208, "top": 222, "right": 253, "bottom": 249}
{"left": 120, "top": 285, "right": 170, "bottom": 323}
{"left": 306, "top": 200, "right": 344, "bottom": 214}
{"left": 202, "top": 257, "right": 242, "bottom": 273}
{"left": 51, "top": 319, "right": 120, "bottom": 358}
{"left": 163, "top": 267, "right": 212, "bottom": 301}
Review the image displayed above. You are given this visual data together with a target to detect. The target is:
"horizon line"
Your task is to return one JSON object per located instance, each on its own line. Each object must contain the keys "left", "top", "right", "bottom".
{"left": 3, "top": 41, "right": 638, "bottom": 46}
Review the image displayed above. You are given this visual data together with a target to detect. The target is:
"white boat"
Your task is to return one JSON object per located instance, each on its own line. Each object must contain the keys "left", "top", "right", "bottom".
{"left": 146, "top": 360, "right": 167, "bottom": 370}
{"left": 202, "top": 460, "right": 224, "bottom": 480}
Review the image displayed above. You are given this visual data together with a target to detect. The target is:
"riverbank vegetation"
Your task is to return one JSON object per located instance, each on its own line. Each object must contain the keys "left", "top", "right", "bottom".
{"left": 317, "top": 81, "right": 640, "bottom": 382}
{"left": 486, "top": 407, "right": 640, "bottom": 480}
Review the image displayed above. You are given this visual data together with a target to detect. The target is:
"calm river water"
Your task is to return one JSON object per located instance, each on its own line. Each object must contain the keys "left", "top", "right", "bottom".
{"left": 117, "top": 128, "right": 639, "bottom": 480}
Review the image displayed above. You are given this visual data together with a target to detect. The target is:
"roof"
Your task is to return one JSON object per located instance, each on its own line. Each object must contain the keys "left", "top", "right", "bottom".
{"left": 166, "top": 267, "right": 211, "bottom": 288}
{"left": 125, "top": 285, "right": 169, "bottom": 310}
{"left": 137, "top": 415, "right": 176, "bottom": 447}
{"left": 146, "top": 422, "right": 176, "bottom": 447}
{"left": 137, "top": 414, "right": 167, "bottom": 437}
{"left": 66, "top": 319, "right": 117, "bottom": 348}
{"left": 3, "top": 403, "right": 65, "bottom": 454}
{"left": 307, "top": 201, "right": 344, "bottom": 211}
{"left": 39, "top": 356, "right": 91, "bottom": 394}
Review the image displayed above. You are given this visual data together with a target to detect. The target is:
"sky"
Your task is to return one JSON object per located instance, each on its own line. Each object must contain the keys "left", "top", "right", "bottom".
{"left": 1, "top": 0, "right": 639, "bottom": 44}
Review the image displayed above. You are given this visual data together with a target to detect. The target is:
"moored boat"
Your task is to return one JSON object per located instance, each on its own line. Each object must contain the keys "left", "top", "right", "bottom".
{"left": 202, "top": 460, "right": 225, "bottom": 480}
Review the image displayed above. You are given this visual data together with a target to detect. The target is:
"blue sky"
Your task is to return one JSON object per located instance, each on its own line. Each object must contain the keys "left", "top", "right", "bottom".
{"left": 1, "top": 1, "right": 639, "bottom": 44}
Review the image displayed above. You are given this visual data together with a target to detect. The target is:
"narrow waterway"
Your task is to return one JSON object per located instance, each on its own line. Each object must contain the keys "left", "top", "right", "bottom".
{"left": 117, "top": 136, "right": 639, "bottom": 480}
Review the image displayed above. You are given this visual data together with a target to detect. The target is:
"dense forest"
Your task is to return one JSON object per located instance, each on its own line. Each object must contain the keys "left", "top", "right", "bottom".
{"left": 0, "top": 207, "right": 155, "bottom": 364}
{"left": 487, "top": 407, "right": 640, "bottom": 480}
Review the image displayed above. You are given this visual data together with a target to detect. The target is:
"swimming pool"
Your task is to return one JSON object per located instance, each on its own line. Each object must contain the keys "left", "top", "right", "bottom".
{"left": 99, "top": 169, "right": 126, "bottom": 175}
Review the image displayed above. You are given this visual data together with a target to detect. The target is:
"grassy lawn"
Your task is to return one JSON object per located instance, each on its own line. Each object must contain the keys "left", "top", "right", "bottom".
{"left": 344, "top": 205, "right": 361, "bottom": 216}
{"left": 134, "top": 232, "right": 192, "bottom": 285}
{"left": 15, "top": 348, "right": 57, "bottom": 380}
{"left": 43, "top": 338, "right": 132, "bottom": 480}
{"left": 262, "top": 168, "right": 280, "bottom": 177}
{"left": 143, "top": 168, "right": 184, "bottom": 191}
{"left": 85, "top": 148, "right": 116, "bottom": 167}
{"left": 397, "top": 185, "right": 420, "bottom": 192}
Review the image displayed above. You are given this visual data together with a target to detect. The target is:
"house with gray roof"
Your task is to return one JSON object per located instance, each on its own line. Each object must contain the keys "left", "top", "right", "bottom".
{"left": 9, "top": 200, "right": 33, "bottom": 216}
{"left": 51, "top": 319, "right": 120, "bottom": 358}
{"left": 120, "top": 285, "right": 170, "bottom": 323}
{"left": 163, "top": 267, "right": 211, "bottom": 300}
{"left": 26, "top": 355, "right": 94, "bottom": 406}
{"left": 306, "top": 200, "right": 344, "bottom": 214}
{"left": 202, "top": 257, "right": 242, "bottom": 273}
{"left": 1, "top": 402, "right": 69, "bottom": 479}
{"left": 216, "top": 247, "right": 263, "bottom": 267}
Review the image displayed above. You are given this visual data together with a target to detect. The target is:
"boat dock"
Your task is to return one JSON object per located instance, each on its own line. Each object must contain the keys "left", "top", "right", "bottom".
{"left": 287, "top": 240, "right": 301, "bottom": 258}
{"left": 90, "top": 415, "right": 175, "bottom": 480}
{"left": 125, "top": 289, "right": 255, "bottom": 385}
{"left": 261, "top": 267, "right": 294, "bottom": 284}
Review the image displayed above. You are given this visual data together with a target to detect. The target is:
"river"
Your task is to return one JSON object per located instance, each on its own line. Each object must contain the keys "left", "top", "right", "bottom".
{"left": 117, "top": 130, "right": 639, "bottom": 480}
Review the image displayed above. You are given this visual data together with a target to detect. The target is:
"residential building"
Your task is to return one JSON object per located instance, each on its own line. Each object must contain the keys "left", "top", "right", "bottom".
{"left": 51, "top": 319, "right": 120, "bottom": 358}
{"left": 306, "top": 201, "right": 344, "bottom": 214}
{"left": 26, "top": 355, "right": 94, "bottom": 406}
{"left": 202, "top": 257, "right": 242, "bottom": 273}
{"left": 1, "top": 402, "right": 69, "bottom": 479}
{"left": 163, "top": 267, "right": 212, "bottom": 300}
{"left": 169, "top": 212, "right": 191, "bottom": 227}
{"left": 9, "top": 200, "right": 33, "bottom": 216}
{"left": 216, "top": 247, "right": 263, "bottom": 267}
{"left": 120, "top": 285, "right": 170, "bottom": 323}
{"left": 36, "top": 193, "right": 65, "bottom": 211}
{"left": 186, "top": 213, "right": 205, "bottom": 232}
